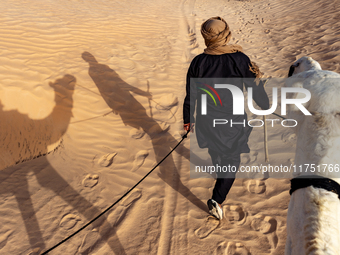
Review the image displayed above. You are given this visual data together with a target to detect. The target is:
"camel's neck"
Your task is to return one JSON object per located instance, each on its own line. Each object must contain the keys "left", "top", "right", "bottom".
{"left": 0, "top": 75, "right": 76, "bottom": 170}
{"left": 48, "top": 84, "right": 74, "bottom": 143}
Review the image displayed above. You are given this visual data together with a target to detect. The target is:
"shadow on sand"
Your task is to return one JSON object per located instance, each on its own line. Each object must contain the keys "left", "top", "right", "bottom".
{"left": 0, "top": 75, "right": 126, "bottom": 254}
{"left": 82, "top": 51, "right": 207, "bottom": 213}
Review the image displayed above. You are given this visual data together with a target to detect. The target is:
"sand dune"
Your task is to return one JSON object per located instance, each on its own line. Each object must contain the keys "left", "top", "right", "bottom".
{"left": 0, "top": 0, "right": 339, "bottom": 254}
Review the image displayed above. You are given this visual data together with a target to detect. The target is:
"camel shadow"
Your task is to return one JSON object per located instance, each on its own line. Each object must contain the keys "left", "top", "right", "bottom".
{"left": 82, "top": 51, "right": 207, "bottom": 213}
{"left": 0, "top": 75, "right": 125, "bottom": 255}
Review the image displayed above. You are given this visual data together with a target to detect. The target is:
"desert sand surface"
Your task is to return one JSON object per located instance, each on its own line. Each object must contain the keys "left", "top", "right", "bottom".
{"left": 0, "top": 0, "right": 340, "bottom": 254}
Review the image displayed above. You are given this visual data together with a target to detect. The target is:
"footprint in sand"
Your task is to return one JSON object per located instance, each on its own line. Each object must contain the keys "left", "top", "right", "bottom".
{"left": 195, "top": 216, "right": 220, "bottom": 239}
{"left": 155, "top": 94, "right": 178, "bottom": 110}
{"left": 281, "top": 132, "right": 296, "bottom": 143}
{"left": 129, "top": 128, "right": 145, "bottom": 139}
{"left": 240, "top": 155, "right": 250, "bottom": 164}
{"left": 240, "top": 151, "right": 258, "bottom": 164}
{"left": 247, "top": 179, "right": 266, "bottom": 194}
{"left": 59, "top": 214, "right": 81, "bottom": 230}
{"left": 187, "top": 30, "right": 198, "bottom": 49}
{"left": 122, "top": 189, "right": 142, "bottom": 207}
{"left": 26, "top": 248, "right": 41, "bottom": 255}
{"left": 223, "top": 205, "right": 247, "bottom": 225}
{"left": 249, "top": 151, "right": 258, "bottom": 162}
{"left": 215, "top": 241, "right": 251, "bottom": 255}
{"left": 149, "top": 122, "right": 170, "bottom": 134}
{"left": 226, "top": 242, "right": 251, "bottom": 255}
{"left": 82, "top": 174, "right": 99, "bottom": 188}
{"left": 78, "top": 190, "right": 142, "bottom": 253}
{"left": 108, "top": 189, "right": 143, "bottom": 226}
{"left": 131, "top": 150, "right": 149, "bottom": 172}
{"left": 251, "top": 215, "right": 278, "bottom": 250}
{"left": 97, "top": 152, "right": 117, "bottom": 167}
{"left": 78, "top": 229, "right": 100, "bottom": 255}
{"left": 215, "top": 241, "right": 226, "bottom": 255}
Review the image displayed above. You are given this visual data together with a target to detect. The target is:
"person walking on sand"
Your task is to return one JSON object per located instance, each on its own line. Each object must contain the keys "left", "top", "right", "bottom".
{"left": 183, "top": 17, "right": 270, "bottom": 220}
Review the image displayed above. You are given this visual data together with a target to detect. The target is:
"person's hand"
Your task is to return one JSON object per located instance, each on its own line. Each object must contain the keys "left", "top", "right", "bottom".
{"left": 184, "top": 123, "right": 194, "bottom": 133}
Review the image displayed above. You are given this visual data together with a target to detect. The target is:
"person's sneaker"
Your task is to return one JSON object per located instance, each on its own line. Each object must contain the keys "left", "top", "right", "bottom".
{"left": 207, "top": 199, "right": 223, "bottom": 220}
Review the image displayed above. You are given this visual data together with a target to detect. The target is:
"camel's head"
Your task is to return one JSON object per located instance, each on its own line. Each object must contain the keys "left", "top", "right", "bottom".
{"left": 288, "top": 56, "right": 322, "bottom": 77}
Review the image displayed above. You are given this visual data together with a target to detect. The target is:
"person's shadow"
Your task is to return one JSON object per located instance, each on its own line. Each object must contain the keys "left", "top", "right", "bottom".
{"left": 82, "top": 52, "right": 207, "bottom": 213}
{"left": 0, "top": 75, "right": 126, "bottom": 254}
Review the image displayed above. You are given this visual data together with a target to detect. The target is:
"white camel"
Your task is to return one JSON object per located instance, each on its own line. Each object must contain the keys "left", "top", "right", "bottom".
{"left": 284, "top": 56, "right": 340, "bottom": 254}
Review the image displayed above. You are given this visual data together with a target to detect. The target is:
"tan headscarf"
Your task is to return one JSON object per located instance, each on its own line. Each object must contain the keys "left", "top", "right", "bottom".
{"left": 201, "top": 17, "right": 262, "bottom": 78}
{"left": 201, "top": 17, "right": 243, "bottom": 55}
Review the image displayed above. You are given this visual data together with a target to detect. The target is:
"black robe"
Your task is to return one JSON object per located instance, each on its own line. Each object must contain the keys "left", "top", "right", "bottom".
{"left": 183, "top": 52, "right": 270, "bottom": 154}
